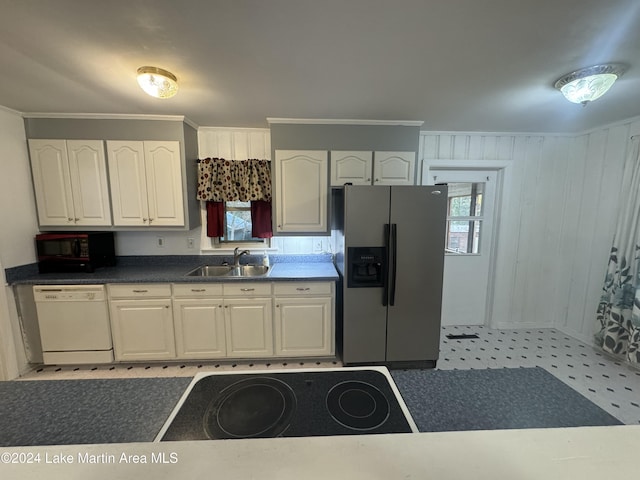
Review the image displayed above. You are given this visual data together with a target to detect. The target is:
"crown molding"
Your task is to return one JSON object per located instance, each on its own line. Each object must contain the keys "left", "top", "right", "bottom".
{"left": 198, "top": 126, "right": 270, "bottom": 133}
{"left": 21, "top": 112, "right": 199, "bottom": 128}
{"left": 266, "top": 117, "right": 424, "bottom": 126}
{"left": 0, "top": 104, "right": 22, "bottom": 116}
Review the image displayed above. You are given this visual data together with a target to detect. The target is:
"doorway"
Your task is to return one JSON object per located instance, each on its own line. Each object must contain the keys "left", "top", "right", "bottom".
{"left": 425, "top": 169, "right": 500, "bottom": 326}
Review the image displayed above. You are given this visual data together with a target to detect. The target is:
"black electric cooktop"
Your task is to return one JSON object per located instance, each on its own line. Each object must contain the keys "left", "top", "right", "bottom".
{"left": 157, "top": 368, "right": 416, "bottom": 441}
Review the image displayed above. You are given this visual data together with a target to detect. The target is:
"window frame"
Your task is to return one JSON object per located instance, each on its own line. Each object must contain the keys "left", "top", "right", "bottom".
{"left": 445, "top": 182, "right": 484, "bottom": 256}
{"left": 199, "top": 201, "right": 271, "bottom": 252}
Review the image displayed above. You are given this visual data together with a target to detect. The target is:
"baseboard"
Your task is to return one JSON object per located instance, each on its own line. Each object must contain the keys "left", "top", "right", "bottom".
{"left": 554, "top": 325, "right": 596, "bottom": 346}
{"left": 490, "top": 320, "right": 554, "bottom": 330}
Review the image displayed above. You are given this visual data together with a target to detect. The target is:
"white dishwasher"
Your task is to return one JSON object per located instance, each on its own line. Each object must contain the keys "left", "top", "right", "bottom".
{"left": 34, "top": 285, "right": 114, "bottom": 364}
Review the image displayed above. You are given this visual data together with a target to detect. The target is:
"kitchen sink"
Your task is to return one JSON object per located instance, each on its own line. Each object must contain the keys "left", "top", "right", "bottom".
{"left": 186, "top": 265, "right": 270, "bottom": 278}
{"left": 226, "top": 265, "right": 270, "bottom": 277}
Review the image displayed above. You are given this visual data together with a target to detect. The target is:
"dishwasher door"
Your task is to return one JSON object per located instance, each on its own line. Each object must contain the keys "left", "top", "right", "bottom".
{"left": 34, "top": 285, "right": 114, "bottom": 364}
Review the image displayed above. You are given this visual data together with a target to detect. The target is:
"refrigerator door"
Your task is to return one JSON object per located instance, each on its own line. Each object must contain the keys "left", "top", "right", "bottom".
{"left": 342, "top": 186, "right": 390, "bottom": 364}
{"left": 386, "top": 186, "right": 447, "bottom": 363}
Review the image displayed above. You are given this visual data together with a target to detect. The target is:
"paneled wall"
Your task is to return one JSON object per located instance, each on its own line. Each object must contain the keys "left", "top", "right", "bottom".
{"left": 420, "top": 119, "right": 640, "bottom": 343}
{"left": 198, "top": 127, "right": 272, "bottom": 160}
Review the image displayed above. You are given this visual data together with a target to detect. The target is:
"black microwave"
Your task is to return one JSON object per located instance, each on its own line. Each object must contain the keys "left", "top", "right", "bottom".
{"left": 36, "top": 232, "right": 116, "bottom": 273}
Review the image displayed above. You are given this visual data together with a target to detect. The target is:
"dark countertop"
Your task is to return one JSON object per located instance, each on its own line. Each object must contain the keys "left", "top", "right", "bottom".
{"left": 5, "top": 254, "right": 339, "bottom": 285}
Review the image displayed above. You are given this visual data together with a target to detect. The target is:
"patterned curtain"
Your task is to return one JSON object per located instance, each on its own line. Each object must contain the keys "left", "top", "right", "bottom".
{"left": 196, "top": 158, "right": 271, "bottom": 202}
{"left": 595, "top": 137, "right": 640, "bottom": 366}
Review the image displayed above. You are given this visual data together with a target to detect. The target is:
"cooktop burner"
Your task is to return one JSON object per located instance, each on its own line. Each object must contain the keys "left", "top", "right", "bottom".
{"left": 204, "top": 377, "right": 297, "bottom": 439}
{"left": 326, "top": 381, "right": 390, "bottom": 431}
{"left": 157, "top": 367, "right": 416, "bottom": 441}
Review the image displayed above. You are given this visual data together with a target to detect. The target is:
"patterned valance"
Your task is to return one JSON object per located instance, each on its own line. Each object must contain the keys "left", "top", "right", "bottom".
{"left": 197, "top": 158, "right": 271, "bottom": 202}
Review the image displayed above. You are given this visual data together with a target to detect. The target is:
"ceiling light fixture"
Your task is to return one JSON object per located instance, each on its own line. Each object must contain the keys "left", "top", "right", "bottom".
{"left": 554, "top": 63, "right": 627, "bottom": 105}
{"left": 136, "top": 66, "right": 178, "bottom": 99}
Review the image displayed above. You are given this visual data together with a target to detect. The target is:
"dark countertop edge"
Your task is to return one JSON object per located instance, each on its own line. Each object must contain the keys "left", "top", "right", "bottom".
{"left": 6, "top": 257, "right": 339, "bottom": 285}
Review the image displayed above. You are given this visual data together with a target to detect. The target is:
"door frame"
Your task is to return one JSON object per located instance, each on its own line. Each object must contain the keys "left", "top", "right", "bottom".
{"left": 421, "top": 159, "right": 509, "bottom": 327}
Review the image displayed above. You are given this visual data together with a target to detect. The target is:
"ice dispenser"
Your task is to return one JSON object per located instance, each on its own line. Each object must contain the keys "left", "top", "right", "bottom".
{"left": 347, "top": 247, "right": 385, "bottom": 288}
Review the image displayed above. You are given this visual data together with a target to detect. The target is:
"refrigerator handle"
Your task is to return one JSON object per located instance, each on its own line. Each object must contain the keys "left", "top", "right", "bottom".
{"left": 390, "top": 223, "right": 397, "bottom": 306}
{"left": 383, "top": 223, "right": 390, "bottom": 306}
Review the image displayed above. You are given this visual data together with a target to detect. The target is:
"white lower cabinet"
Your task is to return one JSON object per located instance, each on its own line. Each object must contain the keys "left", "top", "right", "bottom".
{"left": 224, "top": 296, "right": 273, "bottom": 358}
{"left": 274, "top": 282, "right": 334, "bottom": 357}
{"left": 172, "top": 283, "right": 226, "bottom": 359}
{"left": 108, "top": 284, "right": 176, "bottom": 361}
{"left": 173, "top": 301, "right": 226, "bottom": 359}
{"left": 106, "top": 280, "right": 333, "bottom": 362}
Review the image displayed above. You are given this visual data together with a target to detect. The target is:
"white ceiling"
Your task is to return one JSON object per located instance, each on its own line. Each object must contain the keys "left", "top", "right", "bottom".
{"left": 2, "top": 0, "right": 640, "bottom": 133}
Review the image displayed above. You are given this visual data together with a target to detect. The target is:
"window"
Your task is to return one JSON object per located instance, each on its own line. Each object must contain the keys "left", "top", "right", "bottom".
{"left": 446, "top": 182, "right": 484, "bottom": 254}
{"left": 199, "top": 201, "right": 270, "bottom": 250}
{"left": 220, "top": 201, "right": 264, "bottom": 243}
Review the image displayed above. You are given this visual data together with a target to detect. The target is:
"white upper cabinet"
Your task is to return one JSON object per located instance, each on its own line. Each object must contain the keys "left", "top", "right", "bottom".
{"left": 274, "top": 150, "right": 328, "bottom": 234}
{"left": 29, "top": 139, "right": 112, "bottom": 227}
{"left": 144, "top": 142, "right": 185, "bottom": 226}
{"left": 330, "top": 151, "right": 373, "bottom": 186}
{"left": 330, "top": 150, "right": 416, "bottom": 186}
{"left": 107, "top": 140, "right": 184, "bottom": 227}
{"left": 373, "top": 151, "right": 416, "bottom": 185}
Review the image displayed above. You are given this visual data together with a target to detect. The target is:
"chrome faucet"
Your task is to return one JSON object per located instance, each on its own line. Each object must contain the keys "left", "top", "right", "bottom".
{"left": 233, "top": 247, "right": 250, "bottom": 267}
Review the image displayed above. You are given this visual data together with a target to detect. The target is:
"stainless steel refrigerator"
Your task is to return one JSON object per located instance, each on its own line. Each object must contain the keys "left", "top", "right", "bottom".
{"left": 333, "top": 185, "right": 447, "bottom": 367}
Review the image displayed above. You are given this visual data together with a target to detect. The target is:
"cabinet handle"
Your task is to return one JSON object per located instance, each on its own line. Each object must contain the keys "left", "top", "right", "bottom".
{"left": 68, "top": 217, "right": 73, "bottom": 222}
{"left": 142, "top": 218, "right": 148, "bottom": 222}
{"left": 132, "top": 289, "right": 148, "bottom": 293}
{"left": 240, "top": 288, "right": 255, "bottom": 292}
{"left": 149, "top": 218, "right": 154, "bottom": 223}
{"left": 191, "top": 289, "right": 206, "bottom": 292}
{"left": 296, "top": 287, "right": 311, "bottom": 291}
{"left": 218, "top": 305, "right": 222, "bottom": 308}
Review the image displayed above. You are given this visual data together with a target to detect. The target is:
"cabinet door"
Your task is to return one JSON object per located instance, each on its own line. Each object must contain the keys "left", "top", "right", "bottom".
{"left": 224, "top": 298, "right": 273, "bottom": 357}
{"left": 106, "top": 141, "right": 150, "bottom": 226}
{"left": 373, "top": 151, "right": 415, "bottom": 185}
{"left": 275, "top": 150, "right": 328, "bottom": 233}
{"left": 66, "top": 140, "right": 112, "bottom": 226}
{"left": 109, "top": 299, "right": 176, "bottom": 361}
{"left": 143, "top": 141, "right": 185, "bottom": 226}
{"left": 274, "top": 297, "right": 333, "bottom": 356}
{"left": 330, "top": 151, "right": 373, "bottom": 186}
{"left": 29, "top": 139, "right": 75, "bottom": 226}
{"left": 173, "top": 298, "right": 226, "bottom": 359}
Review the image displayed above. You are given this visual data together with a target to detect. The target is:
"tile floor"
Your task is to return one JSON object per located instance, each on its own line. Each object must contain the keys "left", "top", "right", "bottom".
{"left": 19, "top": 325, "right": 640, "bottom": 425}
{"left": 440, "top": 325, "right": 640, "bottom": 425}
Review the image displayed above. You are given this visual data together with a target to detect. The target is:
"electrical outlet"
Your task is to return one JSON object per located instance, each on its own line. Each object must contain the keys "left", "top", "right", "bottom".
{"left": 187, "top": 237, "right": 195, "bottom": 249}
{"left": 314, "top": 240, "right": 323, "bottom": 252}
{"left": 157, "top": 236, "right": 165, "bottom": 248}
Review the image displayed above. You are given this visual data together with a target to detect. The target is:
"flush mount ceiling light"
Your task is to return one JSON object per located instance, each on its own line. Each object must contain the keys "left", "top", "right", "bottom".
{"left": 554, "top": 63, "right": 627, "bottom": 105}
{"left": 136, "top": 66, "right": 178, "bottom": 99}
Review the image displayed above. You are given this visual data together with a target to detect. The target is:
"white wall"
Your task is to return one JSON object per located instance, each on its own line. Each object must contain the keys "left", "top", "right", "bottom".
{"left": 420, "top": 118, "right": 640, "bottom": 343}
{"left": 0, "top": 106, "right": 38, "bottom": 379}
{"left": 0, "top": 107, "right": 38, "bottom": 267}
